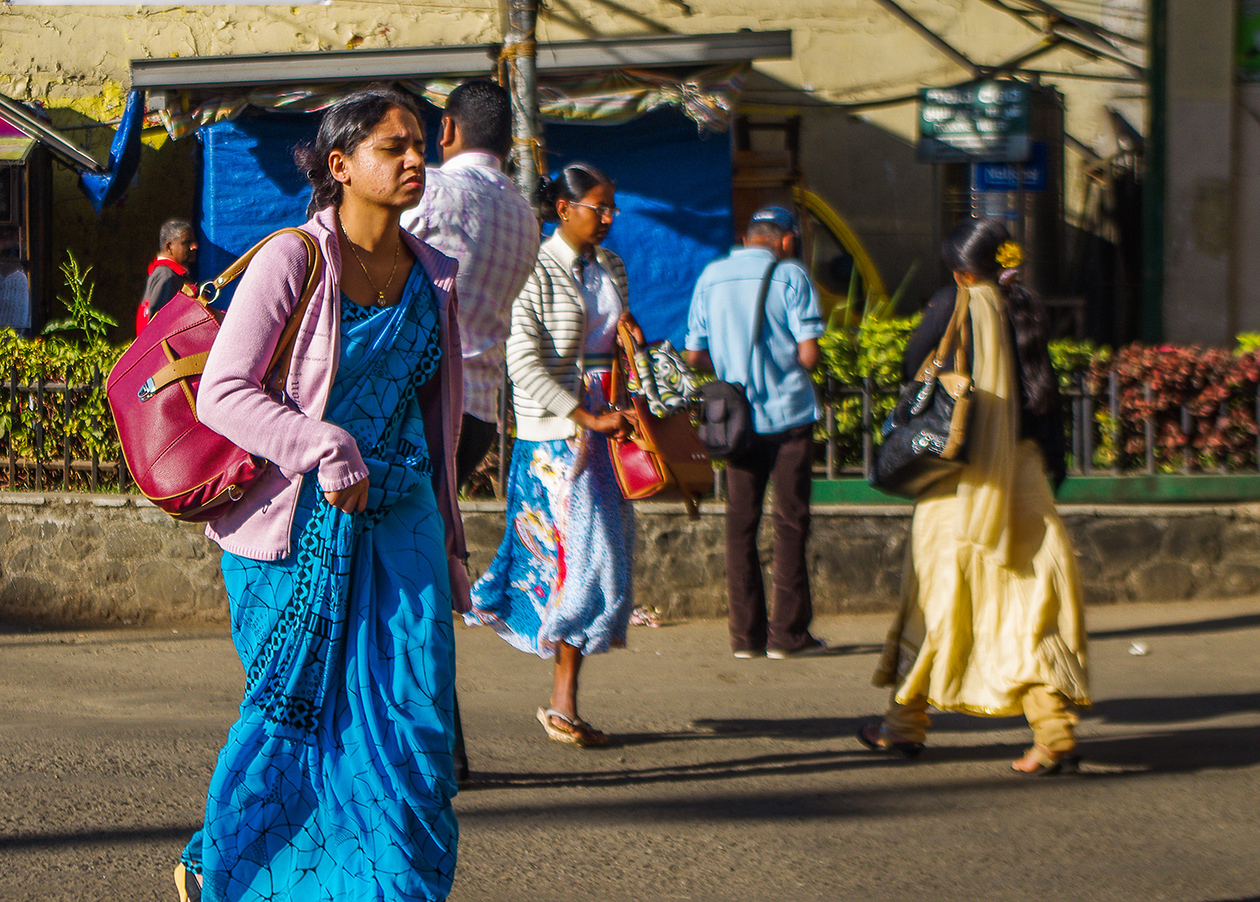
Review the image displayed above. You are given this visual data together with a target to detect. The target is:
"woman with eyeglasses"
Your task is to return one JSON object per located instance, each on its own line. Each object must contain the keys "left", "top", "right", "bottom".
{"left": 464, "top": 162, "right": 641, "bottom": 747}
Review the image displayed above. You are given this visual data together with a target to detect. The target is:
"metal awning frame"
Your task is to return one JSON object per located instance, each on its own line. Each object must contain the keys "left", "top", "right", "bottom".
{"left": 130, "top": 30, "right": 793, "bottom": 93}
{"left": 0, "top": 94, "right": 105, "bottom": 173}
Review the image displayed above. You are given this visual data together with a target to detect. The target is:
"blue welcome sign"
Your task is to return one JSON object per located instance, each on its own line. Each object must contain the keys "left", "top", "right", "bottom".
{"left": 974, "top": 142, "right": 1049, "bottom": 193}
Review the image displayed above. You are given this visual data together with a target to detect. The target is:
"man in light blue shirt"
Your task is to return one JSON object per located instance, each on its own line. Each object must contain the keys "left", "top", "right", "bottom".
{"left": 685, "top": 205, "right": 826, "bottom": 659}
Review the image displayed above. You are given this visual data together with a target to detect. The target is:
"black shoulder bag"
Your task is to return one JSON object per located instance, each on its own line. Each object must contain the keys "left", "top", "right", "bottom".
{"left": 692, "top": 261, "right": 780, "bottom": 459}
{"left": 869, "top": 286, "right": 974, "bottom": 498}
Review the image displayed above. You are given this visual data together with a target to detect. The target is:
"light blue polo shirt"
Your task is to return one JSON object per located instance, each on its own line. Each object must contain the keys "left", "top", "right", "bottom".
{"left": 685, "top": 246, "right": 825, "bottom": 435}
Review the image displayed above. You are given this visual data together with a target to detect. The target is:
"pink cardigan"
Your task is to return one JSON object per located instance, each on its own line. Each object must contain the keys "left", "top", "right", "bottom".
{"left": 198, "top": 207, "right": 471, "bottom": 611}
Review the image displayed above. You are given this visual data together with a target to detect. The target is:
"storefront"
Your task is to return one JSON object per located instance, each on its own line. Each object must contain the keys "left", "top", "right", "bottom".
{"left": 0, "top": 95, "right": 107, "bottom": 335}
{"left": 130, "top": 32, "right": 791, "bottom": 346}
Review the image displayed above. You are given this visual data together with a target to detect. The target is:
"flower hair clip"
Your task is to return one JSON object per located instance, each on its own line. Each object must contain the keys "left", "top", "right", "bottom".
{"left": 996, "top": 240, "right": 1023, "bottom": 270}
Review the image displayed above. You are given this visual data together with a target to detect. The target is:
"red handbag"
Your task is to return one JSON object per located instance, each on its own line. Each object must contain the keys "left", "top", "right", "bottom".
{"left": 607, "top": 322, "right": 713, "bottom": 519}
{"left": 107, "top": 228, "right": 321, "bottom": 521}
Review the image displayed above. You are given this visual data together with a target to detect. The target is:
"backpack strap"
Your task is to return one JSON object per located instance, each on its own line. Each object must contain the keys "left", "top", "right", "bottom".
{"left": 139, "top": 229, "right": 322, "bottom": 405}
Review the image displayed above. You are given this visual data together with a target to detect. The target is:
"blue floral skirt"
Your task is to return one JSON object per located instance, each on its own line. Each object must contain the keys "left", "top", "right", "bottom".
{"left": 466, "top": 372, "right": 634, "bottom": 657}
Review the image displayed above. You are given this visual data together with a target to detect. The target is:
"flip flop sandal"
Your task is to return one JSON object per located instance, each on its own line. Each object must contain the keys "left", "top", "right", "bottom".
{"left": 1013, "top": 745, "right": 1081, "bottom": 776}
{"left": 174, "top": 863, "right": 202, "bottom": 902}
{"left": 536, "top": 707, "right": 585, "bottom": 744}
{"left": 856, "top": 721, "right": 924, "bottom": 760}
{"left": 573, "top": 718, "right": 611, "bottom": 747}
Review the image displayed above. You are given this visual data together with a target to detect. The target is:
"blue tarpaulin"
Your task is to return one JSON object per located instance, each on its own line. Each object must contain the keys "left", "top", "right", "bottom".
{"left": 543, "top": 108, "right": 732, "bottom": 348}
{"left": 197, "top": 113, "right": 320, "bottom": 301}
{"left": 197, "top": 106, "right": 731, "bottom": 344}
{"left": 80, "top": 89, "right": 145, "bottom": 214}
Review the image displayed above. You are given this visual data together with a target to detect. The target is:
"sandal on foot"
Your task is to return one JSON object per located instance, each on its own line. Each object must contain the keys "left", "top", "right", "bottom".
{"left": 856, "top": 721, "right": 924, "bottom": 760}
{"left": 1012, "top": 745, "right": 1081, "bottom": 776}
{"left": 537, "top": 707, "right": 584, "bottom": 744}
{"left": 174, "top": 863, "right": 202, "bottom": 902}
{"left": 536, "top": 708, "right": 610, "bottom": 747}
{"left": 572, "top": 717, "right": 610, "bottom": 747}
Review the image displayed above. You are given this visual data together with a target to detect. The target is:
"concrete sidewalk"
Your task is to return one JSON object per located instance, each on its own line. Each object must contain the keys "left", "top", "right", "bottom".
{"left": 1, "top": 599, "right": 1258, "bottom": 901}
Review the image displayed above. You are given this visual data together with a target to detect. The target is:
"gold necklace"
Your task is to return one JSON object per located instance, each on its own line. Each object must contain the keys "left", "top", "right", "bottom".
{"left": 339, "top": 217, "right": 400, "bottom": 307}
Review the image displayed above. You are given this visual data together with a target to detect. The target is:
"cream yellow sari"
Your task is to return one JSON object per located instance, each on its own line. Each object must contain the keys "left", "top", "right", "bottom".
{"left": 873, "top": 282, "right": 1090, "bottom": 716}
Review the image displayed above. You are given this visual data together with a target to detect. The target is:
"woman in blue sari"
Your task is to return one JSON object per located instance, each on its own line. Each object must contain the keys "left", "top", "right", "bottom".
{"left": 176, "top": 88, "right": 469, "bottom": 901}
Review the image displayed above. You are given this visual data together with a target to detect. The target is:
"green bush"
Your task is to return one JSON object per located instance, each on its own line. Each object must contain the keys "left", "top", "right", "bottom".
{"left": 814, "top": 316, "right": 919, "bottom": 467}
{"left": 0, "top": 331, "right": 125, "bottom": 490}
{"left": 0, "top": 252, "right": 126, "bottom": 491}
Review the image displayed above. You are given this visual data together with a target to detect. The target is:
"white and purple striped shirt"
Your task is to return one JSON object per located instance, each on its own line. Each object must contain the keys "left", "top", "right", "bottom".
{"left": 402, "top": 152, "right": 539, "bottom": 422}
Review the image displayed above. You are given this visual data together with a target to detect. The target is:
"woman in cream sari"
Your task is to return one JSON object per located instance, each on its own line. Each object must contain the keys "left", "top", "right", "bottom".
{"left": 860, "top": 218, "right": 1089, "bottom": 775}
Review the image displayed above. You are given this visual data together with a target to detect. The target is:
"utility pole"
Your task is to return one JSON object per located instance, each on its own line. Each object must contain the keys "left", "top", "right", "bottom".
{"left": 504, "top": 0, "right": 541, "bottom": 214}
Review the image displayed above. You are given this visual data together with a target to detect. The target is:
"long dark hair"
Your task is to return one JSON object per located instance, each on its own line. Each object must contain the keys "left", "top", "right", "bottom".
{"left": 293, "top": 86, "right": 425, "bottom": 218}
{"left": 537, "top": 162, "right": 614, "bottom": 224}
{"left": 942, "top": 217, "right": 1055, "bottom": 415}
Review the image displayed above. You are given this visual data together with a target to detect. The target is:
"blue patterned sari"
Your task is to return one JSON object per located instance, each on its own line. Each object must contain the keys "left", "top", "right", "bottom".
{"left": 183, "top": 264, "right": 458, "bottom": 901}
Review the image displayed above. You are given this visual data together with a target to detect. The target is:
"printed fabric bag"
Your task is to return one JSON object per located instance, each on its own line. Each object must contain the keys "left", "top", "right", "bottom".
{"left": 608, "top": 322, "right": 713, "bottom": 519}
{"left": 623, "top": 338, "right": 701, "bottom": 417}
{"left": 869, "top": 286, "right": 973, "bottom": 499}
{"left": 106, "top": 228, "right": 321, "bottom": 521}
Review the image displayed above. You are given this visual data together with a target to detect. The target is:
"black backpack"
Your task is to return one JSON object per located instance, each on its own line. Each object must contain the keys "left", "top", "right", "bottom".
{"left": 691, "top": 261, "right": 780, "bottom": 460}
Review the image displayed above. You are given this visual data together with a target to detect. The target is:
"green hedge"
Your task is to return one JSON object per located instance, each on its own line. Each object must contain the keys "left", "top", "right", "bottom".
{"left": 815, "top": 317, "right": 1104, "bottom": 470}
{"left": 0, "top": 330, "right": 124, "bottom": 491}
{"left": 816, "top": 318, "right": 1260, "bottom": 474}
{"left": 7, "top": 314, "right": 1260, "bottom": 495}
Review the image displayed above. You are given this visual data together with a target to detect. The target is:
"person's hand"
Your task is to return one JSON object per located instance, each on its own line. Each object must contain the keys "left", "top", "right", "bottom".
{"left": 611, "top": 407, "right": 637, "bottom": 442}
{"left": 572, "top": 407, "right": 636, "bottom": 441}
{"left": 618, "top": 311, "right": 646, "bottom": 346}
{"left": 325, "top": 476, "right": 369, "bottom": 514}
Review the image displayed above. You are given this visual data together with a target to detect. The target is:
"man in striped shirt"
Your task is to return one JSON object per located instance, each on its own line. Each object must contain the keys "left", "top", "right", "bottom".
{"left": 403, "top": 79, "right": 539, "bottom": 490}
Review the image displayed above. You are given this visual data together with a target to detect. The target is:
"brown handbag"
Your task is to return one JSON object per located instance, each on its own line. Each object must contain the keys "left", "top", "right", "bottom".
{"left": 607, "top": 321, "right": 713, "bottom": 519}
{"left": 107, "top": 228, "right": 322, "bottom": 521}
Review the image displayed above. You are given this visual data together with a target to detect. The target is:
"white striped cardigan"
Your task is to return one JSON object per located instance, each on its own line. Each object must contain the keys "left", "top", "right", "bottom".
{"left": 505, "top": 232, "right": 629, "bottom": 441}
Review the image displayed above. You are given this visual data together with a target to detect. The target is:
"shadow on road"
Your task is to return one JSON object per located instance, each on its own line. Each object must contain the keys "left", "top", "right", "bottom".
{"left": 1089, "top": 692, "right": 1260, "bottom": 723}
{"left": 0, "top": 823, "right": 198, "bottom": 851}
{"left": 462, "top": 700, "right": 1260, "bottom": 792}
{"left": 462, "top": 745, "right": 933, "bottom": 792}
{"left": 1090, "top": 611, "right": 1260, "bottom": 640}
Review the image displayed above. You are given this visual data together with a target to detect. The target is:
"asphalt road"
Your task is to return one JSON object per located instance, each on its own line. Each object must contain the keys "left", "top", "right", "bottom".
{"left": 1, "top": 599, "right": 1257, "bottom": 902}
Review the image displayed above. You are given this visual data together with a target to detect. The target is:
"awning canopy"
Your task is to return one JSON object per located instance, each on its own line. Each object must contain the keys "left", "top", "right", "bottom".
{"left": 130, "top": 31, "right": 791, "bottom": 91}
{"left": 0, "top": 94, "right": 104, "bottom": 172}
{"left": 133, "top": 31, "right": 790, "bottom": 139}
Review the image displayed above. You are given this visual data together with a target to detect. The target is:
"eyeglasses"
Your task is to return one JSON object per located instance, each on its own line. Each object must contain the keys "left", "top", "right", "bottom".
{"left": 569, "top": 202, "right": 620, "bottom": 220}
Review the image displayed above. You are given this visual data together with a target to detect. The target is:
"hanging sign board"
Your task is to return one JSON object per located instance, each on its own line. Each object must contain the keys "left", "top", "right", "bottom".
{"left": 974, "top": 141, "right": 1049, "bottom": 193}
{"left": 916, "top": 80, "right": 1031, "bottom": 164}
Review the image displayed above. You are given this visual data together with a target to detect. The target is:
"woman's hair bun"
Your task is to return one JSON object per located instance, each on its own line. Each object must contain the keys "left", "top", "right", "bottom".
{"left": 536, "top": 175, "right": 560, "bottom": 221}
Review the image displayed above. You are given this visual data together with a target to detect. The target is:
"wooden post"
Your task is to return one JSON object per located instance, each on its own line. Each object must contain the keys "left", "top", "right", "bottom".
{"left": 505, "top": 0, "right": 542, "bottom": 214}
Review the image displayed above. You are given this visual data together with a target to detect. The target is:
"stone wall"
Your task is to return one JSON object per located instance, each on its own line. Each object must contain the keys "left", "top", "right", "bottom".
{"left": 0, "top": 494, "right": 226, "bottom": 625}
{"left": 2, "top": 493, "right": 1260, "bottom": 626}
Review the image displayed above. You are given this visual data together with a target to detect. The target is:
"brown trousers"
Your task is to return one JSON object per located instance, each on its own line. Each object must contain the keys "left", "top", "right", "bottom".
{"left": 724, "top": 423, "right": 815, "bottom": 654}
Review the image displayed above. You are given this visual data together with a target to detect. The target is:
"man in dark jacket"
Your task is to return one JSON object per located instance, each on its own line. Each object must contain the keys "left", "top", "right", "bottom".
{"left": 139, "top": 219, "right": 197, "bottom": 332}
